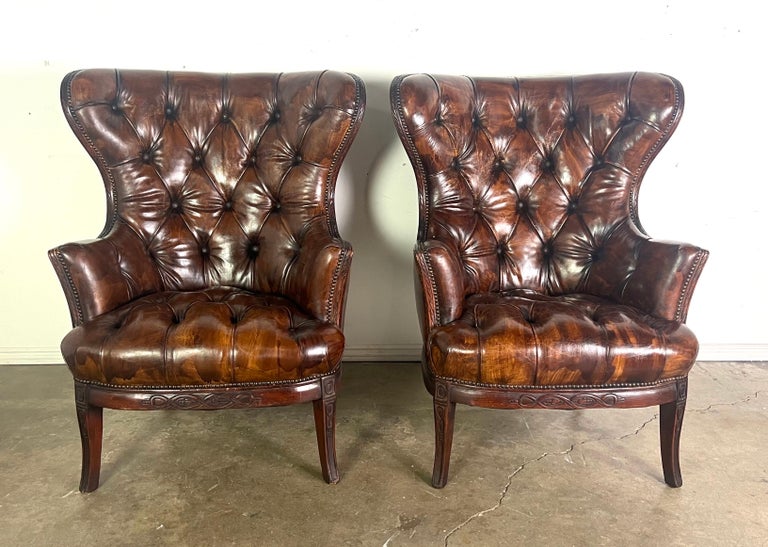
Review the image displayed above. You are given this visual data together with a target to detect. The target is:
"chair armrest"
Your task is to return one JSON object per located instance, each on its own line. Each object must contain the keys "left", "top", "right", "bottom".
{"left": 586, "top": 223, "right": 708, "bottom": 322}
{"left": 48, "top": 230, "right": 162, "bottom": 326}
{"left": 283, "top": 229, "right": 353, "bottom": 328}
{"left": 620, "top": 239, "right": 709, "bottom": 322}
{"left": 414, "top": 240, "right": 466, "bottom": 336}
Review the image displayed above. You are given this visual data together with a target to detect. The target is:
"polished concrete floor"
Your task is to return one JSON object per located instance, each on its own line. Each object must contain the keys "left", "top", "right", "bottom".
{"left": 1, "top": 361, "right": 766, "bottom": 546}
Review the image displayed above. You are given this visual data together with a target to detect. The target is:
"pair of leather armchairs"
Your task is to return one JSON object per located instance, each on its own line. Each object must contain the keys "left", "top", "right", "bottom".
{"left": 50, "top": 69, "right": 707, "bottom": 492}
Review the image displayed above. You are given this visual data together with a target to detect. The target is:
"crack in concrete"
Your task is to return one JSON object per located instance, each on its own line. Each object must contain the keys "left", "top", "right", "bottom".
{"left": 442, "top": 445, "right": 577, "bottom": 547}
{"left": 442, "top": 391, "right": 764, "bottom": 546}
{"left": 691, "top": 390, "right": 763, "bottom": 413}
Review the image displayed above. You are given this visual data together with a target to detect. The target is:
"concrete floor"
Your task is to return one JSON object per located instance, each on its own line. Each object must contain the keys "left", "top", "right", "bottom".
{"left": 0, "top": 362, "right": 766, "bottom": 546}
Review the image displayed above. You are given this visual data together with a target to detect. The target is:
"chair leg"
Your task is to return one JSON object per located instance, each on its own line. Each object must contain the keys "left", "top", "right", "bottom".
{"left": 432, "top": 380, "right": 456, "bottom": 488}
{"left": 74, "top": 383, "right": 103, "bottom": 493}
{"left": 659, "top": 376, "right": 688, "bottom": 488}
{"left": 313, "top": 376, "right": 340, "bottom": 484}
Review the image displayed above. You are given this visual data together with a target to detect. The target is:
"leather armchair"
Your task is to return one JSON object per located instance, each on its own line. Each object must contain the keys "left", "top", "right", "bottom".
{"left": 390, "top": 72, "right": 708, "bottom": 488}
{"left": 50, "top": 69, "right": 365, "bottom": 491}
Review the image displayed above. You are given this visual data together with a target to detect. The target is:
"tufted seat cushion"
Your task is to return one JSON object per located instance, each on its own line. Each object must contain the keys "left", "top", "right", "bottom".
{"left": 51, "top": 69, "right": 365, "bottom": 490}
{"left": 427, "top": 290, "right": 697, "bottom": 387}
{"left": 60, "top": 287, "right": 343, "bottom": 387}
{"left": 392, "top": 71, "right": 708, "bottom": 488}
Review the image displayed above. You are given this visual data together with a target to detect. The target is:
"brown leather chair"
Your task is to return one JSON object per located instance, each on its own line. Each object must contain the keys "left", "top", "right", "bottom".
{"left": 50, "top": 69, "right": 365, "bottom": 491}
{"left": 390, "top": 72, "right": 708, "bottom": 488}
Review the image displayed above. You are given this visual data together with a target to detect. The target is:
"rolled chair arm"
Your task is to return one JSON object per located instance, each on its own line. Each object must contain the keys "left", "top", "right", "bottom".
{"left": 283, "top": 227, "right": 353, "bottom": 328}
{"left": 48, "top": 230, "right": 162, "bottom": 327}
{"left": 586, "top": 222, "right": 708, "bottom": 323}
{"left": 620, "top": 239, "right": 709, "bottom": 323}
{"left": 414, "top": 239, "right": 466, "bottom": 335}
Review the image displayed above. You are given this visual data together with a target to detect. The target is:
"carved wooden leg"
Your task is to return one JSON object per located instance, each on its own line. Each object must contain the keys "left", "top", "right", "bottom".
{"left": 659, "top": 376, "right": 688, "bottom": 487}
{"left": 74, "top": 382, "right": 103, "bottom": 493}
{"left": 313, "top": 376, "right": 340, "bottom": 484}
{"left": 432, "top": 380, "right": 456, "bottom": 488}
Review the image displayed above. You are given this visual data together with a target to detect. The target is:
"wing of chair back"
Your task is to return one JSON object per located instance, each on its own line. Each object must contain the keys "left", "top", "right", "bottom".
{"left": 391, "top": 72, "right": 708, "bottom": 488}
{"left": 50, "top": 69, "right": 365, "bottom": 491}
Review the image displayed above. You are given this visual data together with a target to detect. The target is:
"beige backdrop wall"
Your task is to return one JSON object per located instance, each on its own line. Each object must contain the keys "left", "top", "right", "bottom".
{"left": 0, "top": 0, "right": 764, "bottom": 364}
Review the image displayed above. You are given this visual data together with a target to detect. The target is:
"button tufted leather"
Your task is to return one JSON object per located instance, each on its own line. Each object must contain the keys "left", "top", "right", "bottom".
{"left": 49, "top": 69, "right": 365, "bottom": 490}
{"left": 61, "top": 288, "right": 344, "bottom": 386}
{"left": 391, "top": 72, "right": 708, "bottom": 488}
{"left": 53, "top": 69, "right": 364, "bottom": 332}
{"left": 392, "top": 72, "right": 708, "bottom": 373}
{"left": 428, "top": 291, "right": 698, "bottom": 386}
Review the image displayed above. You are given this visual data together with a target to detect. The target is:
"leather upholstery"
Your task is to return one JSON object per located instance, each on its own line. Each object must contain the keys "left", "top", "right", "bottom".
{"left": 51, "top": 69, "right": 364, "bottom": 388}
{"left": 392, "top": 72, "right": 708, "bottom": 388}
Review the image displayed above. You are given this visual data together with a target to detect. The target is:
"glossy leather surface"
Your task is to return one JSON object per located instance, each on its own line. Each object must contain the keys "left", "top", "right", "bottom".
{"left": 51, "top": 69, "right": 364, "bottom": 387}
{"left": 61, "top": 288, "right": 344, "bottom": 386}
{"left": 392, "top": 72, "right": 708, "bottom": 387}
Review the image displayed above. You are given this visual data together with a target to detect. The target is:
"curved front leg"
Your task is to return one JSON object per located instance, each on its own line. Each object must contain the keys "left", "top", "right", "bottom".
{"left": 432, "top": 379, "right": 456, "bottom": 488}
{"left": 74, "top": 382, "right": 103, "bottom": 493}
{"left": 313, "top": 375, "right": 340, "bottom": 484}
{"left": 659, "top": 376, "right": 688, "bottom": 487}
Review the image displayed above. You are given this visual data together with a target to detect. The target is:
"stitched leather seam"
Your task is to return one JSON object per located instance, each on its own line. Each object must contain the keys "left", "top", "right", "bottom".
{"left": 421, "top": 248, "right": 441, "bottom": 325}
{"left": 324, "top": 72, "right": 365, "bottom": 237}
{"left": 326, "top": 244, "right": 349, "bottom": 323}
{"left": 629, "top": 73, "right": 683, "bottom": 229}
{"left": 64, "top": 70, "right": 120, "bottom": 237}
{"left": 675, "top": 248, "right": 707, "bottom": 322}
{"left": 52, "top": 248, "right": 84, "bottom": 325}
{"left": 392, "top": 75, "right": 430, "bottom": 240}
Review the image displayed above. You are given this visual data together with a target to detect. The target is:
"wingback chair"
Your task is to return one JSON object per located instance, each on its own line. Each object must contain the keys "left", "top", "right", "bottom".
{"left": 390, "top": 72, "right": 708, "bottom": 488}
{"left": 50, "top": 69, "right": 365, "bottom": 491}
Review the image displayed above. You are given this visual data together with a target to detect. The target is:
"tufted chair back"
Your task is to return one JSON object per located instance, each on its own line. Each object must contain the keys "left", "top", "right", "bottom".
{"left": 58, "top": 69, "right": 363, "bottom": 327}
{"left": 392, "top": 72, "right": 699, "bottom": 327}
{"left": 51, "top": 69, "right": 365, "bottom": 492}
{"left": 391, "top": 72, "right": 708, "bottom": 489}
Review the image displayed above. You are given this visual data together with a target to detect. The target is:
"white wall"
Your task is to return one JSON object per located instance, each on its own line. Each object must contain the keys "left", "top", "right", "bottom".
{"left": 1, "top": 0, "right": 765, "bottom": 364}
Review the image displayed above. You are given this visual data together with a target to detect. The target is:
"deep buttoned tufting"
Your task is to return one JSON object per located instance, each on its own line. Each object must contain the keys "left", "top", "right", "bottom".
{"left": 391, "top": 72, "right": 708, "bottom": 488}
{"left": 392, "top": 72, "right": 707, "bottom": 387}
{"left": 52, "top": 69, "right": 363, "bottom": 385}
{"left": 61, "top": 288, "right": 344, "bottom": 386}
{"left": 50, "top": 69, "right": 365, "bottom": 490}
{"left": 427, "top": 290, "right": 698, "bottom": 386}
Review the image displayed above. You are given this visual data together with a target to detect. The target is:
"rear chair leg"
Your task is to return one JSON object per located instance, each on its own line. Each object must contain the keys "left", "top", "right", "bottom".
{"left": 313, "top": 375, "right": 340, "bottom": 484}
{"left": 432, "top": 380, "right": 456, "bottom": 489}
{"left": 74, "top": 382, "right": 103, "bottom": 493}
{"left": 659, "top": 376, "right": 688, "bottom": 487}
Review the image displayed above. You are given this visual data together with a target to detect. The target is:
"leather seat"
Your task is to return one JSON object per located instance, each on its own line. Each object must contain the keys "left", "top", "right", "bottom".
{"left": 390, "top": 71, "right": 708, "bottom": 488}
{"left": 50, "top": 69, "right": 365, "bottom": 491}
